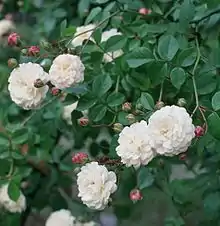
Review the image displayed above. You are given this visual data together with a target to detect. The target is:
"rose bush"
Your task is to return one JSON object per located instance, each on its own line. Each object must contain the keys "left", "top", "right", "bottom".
{"left": 1, "top": 0, "right": 220, "bottom": 226}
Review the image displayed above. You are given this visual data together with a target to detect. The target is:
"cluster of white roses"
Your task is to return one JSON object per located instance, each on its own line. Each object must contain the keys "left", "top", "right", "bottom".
{"left": 45, "top": 209, "right": 98, "bottom": 226}
{"left": 8, "top": 54, "right": 85, "bottom": 110}
{"left": 72, "top": 24, "right": 123, "bottom": 62}
{"left": 0, "top": 184, "right": 26, "bottom": 213}
{"left": 116, "top": 105, "right": 195, "bottom": 169}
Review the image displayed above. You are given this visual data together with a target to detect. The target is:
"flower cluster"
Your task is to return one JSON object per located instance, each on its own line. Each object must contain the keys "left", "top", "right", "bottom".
{"left": 0, "top": 184, "right": 26, "bottom": 213}
{"left": 45, "top": 209, "right": 98, "bottom": 226}
{"left": 8, "top": 54, "right": 85, "bottom": 110}
{"left": 116, "top": 105, "right": 195, "bottom": 168}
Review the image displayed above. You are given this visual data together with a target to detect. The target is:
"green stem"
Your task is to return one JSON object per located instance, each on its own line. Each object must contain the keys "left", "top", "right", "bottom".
{"left": 158, "top": 82, "right": 164, "bottom": 102}
{"left": 191, "top": 36, "right": 201, "bottom": 117}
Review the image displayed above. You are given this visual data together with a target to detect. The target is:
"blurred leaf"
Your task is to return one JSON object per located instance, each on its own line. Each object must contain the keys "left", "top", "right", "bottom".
{"left": 105, "top": 35, "right": 127, "bottom": 52}
{"left": 8, "top": 181, "right": 20, "bottom": 202}
{"left": 89, "top": 105, "right": 107, "bottom": 122}
{"left": 140, "top": 93, "right": 155, "bottom": 110}
{"left": 177, "top": 48, "right": 196, "bottom": 67}
{"left": 137, "top": 167, "right": 154, "bottom": 190}
{"left": 212, "top": 91, "right": 220, "bottom": 111}
{"left": 179, "top": 0, "right": 195, "bottom": 29}
{"left": 158, "top": 35, "right": 179, "bottom": 61}
{"left": 208, "top": 112, "right": 220, "bottom": 140}
{"left": 85, "top": 7, "right": 102, "bottom": 24}
{"left": 12, "top": 128, "right": 29, "bottom": 145}
{"left": 0, "top": 133, "right": 9, "bottom": 148}
{"left": 107, "top": 92, "right": 125, "bottom": 107}
{"left": 170, "top": 67, "right": 186, "bottom": 89}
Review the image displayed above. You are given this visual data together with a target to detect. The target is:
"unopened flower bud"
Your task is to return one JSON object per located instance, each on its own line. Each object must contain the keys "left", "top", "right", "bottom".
{"left": 194, "top": 126, "right": 205, "bottom": 138}
{"left": 73, "top": 167, "right": 81, "bottom": 174}
{"left": 78, "top": 117, "right": 89, "bottom": 126}
{"left": 8, "top": 32, "right": 20, "bottom": 46}
{"left": 28, "top": 46, "right": 40, "bottom": 56}
{"left": 139, "top": 8, "right": 152, "bottom": 15}
{"left": 51, "top": 87, "right": 61, "bottom": 96}
{"left": 155, "top": 101, "right": 165, "bottom": 110}
{"left": 126, "top": 114, "right": 136, "bottom": 124}
{"left": 130, "top": 189, "right": 143, "bottom": 202}
{"left": 179, "top": 153, "right": 187, "bottom": 161}
{"left": 72, "top": 152, "right": 88, "bottom": 164}
{"left": 122, "top": 102, "right": 132, "bottom": 112}
{"left": 34, "top": 79, "right": 45, "bottom": 88}
{"left": 177, "top": 98, "right": 187, "bottom": 107}
{"left": 7, "top": 58, "right": 18, "bottom": 68}
{"left": 136, "top": 103, "right": 143, "bottom": 110}
{"left": 113, "top": 123, "right": 123, "bottom": 133}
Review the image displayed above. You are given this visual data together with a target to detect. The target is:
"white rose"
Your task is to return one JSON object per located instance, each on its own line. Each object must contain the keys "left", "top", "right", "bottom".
{"left": 8, "top": 62, "right": 49, "bottom": 110}
{"left": 0, "top": 184, "right": 26, "bottom": 213}
{"left": 116, "top": 120, "right": 155, "bottom": 169}
{"left": 49, "top": 54, "right": 85, "bottom": 89}
{"left": 0, "top": 19, "right": 14, "bottom": 40}
{"left": 72, "top": 24, "right": 95, "bottom": 47}
{"left": 101, "top": 29, "right": 123, "bottom": 62}
{"left": 46, "top": 209, "right": 75, "bottom": 226}
{"left": 77, "top": 162, "right": 117, "bottom": 210}
{"left": 148, "top": 105, "right": 195, "bottom": 156}
{"left": 62, "top": 102, "right": 78, "bottom": 125}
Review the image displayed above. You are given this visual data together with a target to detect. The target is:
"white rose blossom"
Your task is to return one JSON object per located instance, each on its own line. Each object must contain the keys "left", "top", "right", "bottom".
{"left": 148, "top": 105, "right": 195, "bottom": 156}
{"left": 49, "top": 54, "right": 85, "bottom": 89}
{"left": 116, "top": 120, "right": 155, "bottom": 169}
{"left": 8, "top": 62, "right": 49, "bottom": 110}
{"left": 62, "top": 102, "right": 78, "bottom": 125}
{"left": 101, "top": 28, "right": 123, "bottom": 62}
{"left": 46, "top": 209, "right": 75, "bottom": 226}
{"left": 0, "top": 184, "right": 26, "bottom": 213}
{"left": 77, "top": 162, "right": 117, "bottom": 210}
{"left": 72, "top": 24, "right": 95, "bottom": 47}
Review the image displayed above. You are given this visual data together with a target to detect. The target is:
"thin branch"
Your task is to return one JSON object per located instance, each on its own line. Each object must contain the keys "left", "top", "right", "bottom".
{"left": 158, "top": 82, "right": 164, "bottom": 102}
{"left": 190, "top": 6, "right": 220, "bottom": 24}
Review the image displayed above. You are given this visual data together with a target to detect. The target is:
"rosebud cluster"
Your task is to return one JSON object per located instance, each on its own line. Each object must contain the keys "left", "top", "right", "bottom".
{"left": 72, "top": 152, "right": 88, "bottom": 164}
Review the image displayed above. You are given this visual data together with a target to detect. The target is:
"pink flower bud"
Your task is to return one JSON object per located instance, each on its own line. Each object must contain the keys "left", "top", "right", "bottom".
{"left": 139, "top": 8, "right": 152, "bottom": 15}
{"left": 194, "top": 126, "right": 205, "bottom": 138}
{"left": 78, "top": 117, "right": 89, "bottom": 126}
{"left": 28, "top": 46, "right": 40, "bottom": 56}
{"left": 122, "top": 102, "right": 132, "bottom": 112}
{"left": 51, "top": 87, "right": 61, "bottom": 96}
{"left": 8, "top": 32, "right": 20, "bottom": 46}
{"left": 72, "top": 152, "right": 88, "bottom": 164}
{"left": 130, "top": 189, "right": 143, "bottom": 202}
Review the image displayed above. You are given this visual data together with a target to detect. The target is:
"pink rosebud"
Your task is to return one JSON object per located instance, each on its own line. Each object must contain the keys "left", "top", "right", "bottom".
{"left": 8, "top": 32, "right": 20, "bottom": 46}
{"left": 130, "top": 189, "right": 143, "bottom": 202}
{"left": 72, "top": 152, "right": 88, "bottom": 164}
{"left": 139, "top": 8, "right": 152, "bottom": 15}
{"left": 122, "top": 102, "right": 132, "bottom": 112}
{"left": 78, "top": 117, "right": 89, "bottom": 126}
{"left": 28, "top": 46, "right": 40, "bottom": 56}
{"left": 194, "top": 126, "right": 205, "bottom": 138}
{"left": 51, "top": 87, "right": 61, "bottom": 96}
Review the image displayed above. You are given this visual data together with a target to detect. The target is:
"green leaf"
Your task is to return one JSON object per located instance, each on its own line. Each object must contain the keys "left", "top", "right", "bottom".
{"left": 140, "top": 93, "right": 155, "bottom": 110}
{"left": 196, "top": 72, "right": 216, "bottom": 95}
{"left": 11, "top": 152, "right": 24, "bottom": 160}
{"left": 107, "top": 92, "right": 125, "bottom": 107}
{"left": 177, "top": 48, "right": 196, "bottom": 67}
{"left": 78, "top": 0, "right": 90, "bottom": 18}
{"left": 89, "top": 105, "right": 107, "bottom": 122}
{"left": 126, "top": 47, "right": 154, "bottom": 68}
{"left": 85, "top": 7, "right": 102, "bottom": 24}
{"left": 8, "top": 181, "right": 20, "bottom": 202}
{"left": 62, "top": 26, "right": 76, "bottom": 37}
{"left": 170, "top": 67, "right": 186, "bottom": 89}
{"left": 60, "top": 19, "right": 67, "bottom": 36}
{"left": 76, "top": 94, "right": 97, "bottom": 111}
{"left": 137, "top": 167, "right": 154, "bottom": 190}
{"left": 12, "top": 128, "right": 29, "bottom": 145}
{"left": 208, "top": 112, "right": 220, "bottom": 140}
{"left": 93, "top": 28, "right": 102, "bottom": 43}
{"left": 179, "top": 0, "right": 195, "bottom": 29}
{"left": 62, "top": 94, "right": 78, "bottom": 106}
{"left": 92, "top": 74, "right": 113, "bottom": 97}
{"left": 0, "top": 151, "right": 10, "bottom": 159}
{"left": 203, "top": 192, "right": 220, "bottom": 218}
{"left": 212, "top": 91, "right": 220, "bottom": 111}
{"left": 92, "top": 0, "right": 110, "bottom": 4}
{"left": 158, "top": 35, "right": 179, "bottom": 61}
{"left": 105, "top": 35, "right": 127, "bottom": 52}
{"left": 0, "top": 133, "right": 9, "bottom": 147}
